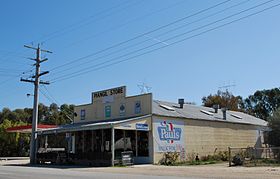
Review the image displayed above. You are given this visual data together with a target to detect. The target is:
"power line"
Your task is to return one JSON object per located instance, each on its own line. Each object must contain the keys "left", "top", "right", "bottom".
{"left": 0, "top": 68, "right": 28, "bottom": 72}
{"left": 50, "top": 0, "right": 276, "bottom": 82}
{"left": 49, "top": 0, "right": 232, "bottom": 72}
{"left": 51, "top": 1, "right": 280, "bottom": 83}
{"left": 1, "top": 1, "right": 137, "bottom": 68}
{"left": 39, "top": 87, "right": 54, "bottom": 104}
{"left": 0, "top": 66, "right": 34, "bottom": 88}
{"left": 41, "top": 85, "right": 60, "bottom": 105}
{"left": 39, "top": 85, "right": 75, "bottom": 119}
{"left": 40, "top": 0, "right": 142, "bottom": 44}
{"left": 60, "top": 0, "right": 190, "bottom": 50}
{"left": 50, "top": 0, "right": 251, "bottom": 77}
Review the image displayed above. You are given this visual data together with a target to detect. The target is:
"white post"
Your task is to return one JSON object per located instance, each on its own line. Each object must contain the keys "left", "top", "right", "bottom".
{"left": 111, "top": 127, "right": 115, "bottom": 166}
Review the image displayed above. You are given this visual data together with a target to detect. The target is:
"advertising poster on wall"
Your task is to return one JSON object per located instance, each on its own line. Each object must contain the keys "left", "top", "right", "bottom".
{"left": 105, "top": 105, "right": 111, "bottom": 118}
{"left": 119, "top": 103, "right": 125, "bottom": 116}
{"left": 135, "top": 101, "right": 141, "bottom": 114}
{"left": 153, "top": 118, "right": 185, "bottom": 160}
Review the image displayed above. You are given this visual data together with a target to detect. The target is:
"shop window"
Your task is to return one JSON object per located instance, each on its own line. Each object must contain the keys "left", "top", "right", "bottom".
{"left": 103, "top": 129, "right": 111, "bottom": 152}
{"left": 95, "top": 130, "right": 102, "bottom": 152}
{"left": 80, "top": 109, "right": 85, "bottom": 120}
{"left": 137, "top": 131, "right": 149, "bottom": 157}
{"left": 44, "top": 133, "right": 67, "bottom": 149}
{"left": 84, "top": 130, "right": 92, "bottom": 153}
{"left": 114, "top": 129, "right": 125, "bottom": 159}
{"left": 125, "top": 130, "right": 136, "bottom": 156}
{"left": 75, "top": 131, "right": 84, "bottom": 154}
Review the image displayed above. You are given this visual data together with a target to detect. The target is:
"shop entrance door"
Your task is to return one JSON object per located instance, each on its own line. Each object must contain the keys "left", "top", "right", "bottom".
{"left": 114, "top": 129, "right": 150, "bottom": 164}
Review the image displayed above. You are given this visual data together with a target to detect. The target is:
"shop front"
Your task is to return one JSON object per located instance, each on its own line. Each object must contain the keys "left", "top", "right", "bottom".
{"left": 37, "top": 115, "right": 152, "bottom": 166}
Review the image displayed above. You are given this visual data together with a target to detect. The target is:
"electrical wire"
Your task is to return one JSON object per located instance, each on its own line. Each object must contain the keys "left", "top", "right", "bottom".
{"left": 40, "top": 0, "right": 142, "bottom": 44}
{"left": 40, "top": 85, "right": 75, "bottom": 116}
{"left": 0, "top": 66, "right": 34, "bottom": 87}
{"left": 51, "top": 1, "right": 280, "bottom": 83}
{"left": 60, "top": 0, "right": 190, "bottom": 50}
{"left": 39, "top": 87, "right": 54, "bottom": 104}
{"left": 50, "top": 0, "right": 251, "bottom": 76}
{"left": 0, "top": 0, "right": 139, "bottom": 66}
{"left": 49, "top": 0, "right": 232, "bottom": 72}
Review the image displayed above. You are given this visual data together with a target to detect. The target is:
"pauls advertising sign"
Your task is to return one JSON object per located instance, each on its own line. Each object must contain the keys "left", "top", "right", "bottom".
{"left": 157, "top": 121, "right": 181, "bottom": 143}
{"left": 154, "top": 119, "right": 185, "bottom": 157}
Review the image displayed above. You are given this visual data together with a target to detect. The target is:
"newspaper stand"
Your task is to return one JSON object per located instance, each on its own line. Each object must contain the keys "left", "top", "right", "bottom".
{"left": 121, "top": 151, "right": 133, "bottom": 166}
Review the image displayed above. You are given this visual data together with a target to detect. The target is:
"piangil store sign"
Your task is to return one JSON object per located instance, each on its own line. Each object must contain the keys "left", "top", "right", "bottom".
{"left": 153, "top": 119, "right": 185, "bottom": 158}
{"left": 93, "top": 86, "right": 125, "bottom": 98}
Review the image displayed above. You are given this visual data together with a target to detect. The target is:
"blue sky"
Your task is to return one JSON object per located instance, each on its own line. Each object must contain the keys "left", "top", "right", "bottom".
{"left": 0, "top": 0, "right": 280, "bottom": 109}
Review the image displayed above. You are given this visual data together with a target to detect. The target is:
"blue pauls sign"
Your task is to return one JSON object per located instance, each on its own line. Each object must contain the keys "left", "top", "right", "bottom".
{"left": 154, "top": 119, "right": 185, "bottom": 152}
{"left": 157, "top": 122, "right": 181, "bottom": 143}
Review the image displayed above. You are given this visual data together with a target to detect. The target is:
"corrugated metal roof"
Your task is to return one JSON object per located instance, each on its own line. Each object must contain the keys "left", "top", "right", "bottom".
{"left": 152, "top": 100, "right": 267, "bottom": 126}
{"left": 38, "top": 114, "right": 151, "bottom": 134}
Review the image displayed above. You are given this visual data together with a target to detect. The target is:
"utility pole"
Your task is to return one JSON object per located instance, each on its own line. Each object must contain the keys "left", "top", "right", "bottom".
{"left": 21, "top": 44, "right": 52, "bottom": 164}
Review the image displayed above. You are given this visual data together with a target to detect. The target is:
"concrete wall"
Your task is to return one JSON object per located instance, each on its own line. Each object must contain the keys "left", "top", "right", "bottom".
{"left": 153, "top": 115, "right": 264, "bottom": 164}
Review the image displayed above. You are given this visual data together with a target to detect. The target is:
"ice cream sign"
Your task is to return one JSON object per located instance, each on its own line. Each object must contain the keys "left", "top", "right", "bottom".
{"left": 158, "top": 121, "right": 181, "bottom": 143}
{"left": 154, "top": 119, "right": 185, "bottom": 152}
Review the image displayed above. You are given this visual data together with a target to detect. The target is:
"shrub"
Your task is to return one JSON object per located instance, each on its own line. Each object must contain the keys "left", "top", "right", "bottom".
{"left": 159, "top": 152, "right": 180, "bottom": 165}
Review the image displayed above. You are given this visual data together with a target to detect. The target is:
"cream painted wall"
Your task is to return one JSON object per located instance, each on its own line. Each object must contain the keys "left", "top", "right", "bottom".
{"left": 153, "top": 115, "right": 265, "bottom": 164}
{"left": 74, "top": 93, "right": 152, "bottom": 123}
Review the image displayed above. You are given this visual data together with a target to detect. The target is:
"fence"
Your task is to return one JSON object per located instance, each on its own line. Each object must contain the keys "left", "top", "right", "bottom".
{"left": 228, "top": 147, "right": 280, "bottom": 167}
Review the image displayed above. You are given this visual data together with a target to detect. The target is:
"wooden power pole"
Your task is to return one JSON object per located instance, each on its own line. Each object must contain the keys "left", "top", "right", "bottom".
{"left": 21, "top": 44, "right": 51, "bottom": 164}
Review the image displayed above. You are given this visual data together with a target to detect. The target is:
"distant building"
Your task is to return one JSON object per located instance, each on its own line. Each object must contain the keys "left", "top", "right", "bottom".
{"left": 38, "top": 86, "right": 267, "bottom": 166}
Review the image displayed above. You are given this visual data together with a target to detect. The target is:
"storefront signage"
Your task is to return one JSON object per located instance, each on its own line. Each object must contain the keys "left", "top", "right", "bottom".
{"left": 119, "top": 104, "right": 125, "bottom": 116}
{"left": 157, "top": 122, "right": 181, "bottom": 142}
{"left": 136, "top": 123, "right": 149, "bottom": 131}
{"left": 93, "top": 86, "right": 125, "bottom": 98}
{"left": 80, "top": 109, "right": 85, "bottom": 120}
{"left": 153, "top": 119, "right": 185, "bottom": 153}
{"left": 135, "top": 101, "right": 141, "bottom": 114}
{"left": 102, "top": 95, "right": 114, "bottom": 104}
{"left": 121, "top": 123, "right": 131, "bottom": 128}
{"left": 105, "top": 105, "right": 111, "bottom": 118}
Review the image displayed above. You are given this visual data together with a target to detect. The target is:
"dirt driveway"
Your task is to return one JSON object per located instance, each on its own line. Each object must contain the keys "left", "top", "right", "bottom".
{"left": 82, "top": 163, "right": 280, "bottom": 179}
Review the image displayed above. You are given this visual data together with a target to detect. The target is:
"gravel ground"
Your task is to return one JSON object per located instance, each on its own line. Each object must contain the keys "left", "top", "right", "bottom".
{"left": 76, "top": 163, "right": 280, "bottom": 179}
{"left": 1, "top": 160, "right": 280, "bottom": 179}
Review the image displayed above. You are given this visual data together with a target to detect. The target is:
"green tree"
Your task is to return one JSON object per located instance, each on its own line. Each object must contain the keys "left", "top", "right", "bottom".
{"left": 0, "top": 103, "right": 74, "bottom": 157}
{"left": 202, "top": 90, "right": 244, "bottom": 111}
{"left": 243, "top": 88, "right": 280, "bottom": 120}
{"left": 268, "top": 108, "right": 280, "bottom": 147}
{"left": 0, "top": 119, "right": 30, "bottom": 157}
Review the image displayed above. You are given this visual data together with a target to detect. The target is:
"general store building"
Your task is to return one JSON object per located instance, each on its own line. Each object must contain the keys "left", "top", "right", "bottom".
{"left": 38, "top": 86, "right": 267, "bottom": 166}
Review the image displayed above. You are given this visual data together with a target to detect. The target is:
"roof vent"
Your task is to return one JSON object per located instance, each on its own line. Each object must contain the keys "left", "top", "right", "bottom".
{"left": 221, "top": 108, "right": 227, "bottom": 120}
{"left": 200, "top": 110, "right": 214, "bottom": 116}
{"left": 178, "top": 99, "right": 184, "bottom": 108}
{"left": 230, "top": 113, "right": 242, "bottom": 119}
{"left": 159, "top": 104, "right": 175, "bottom": 111}
{"left": 213, "top": 104, "right": 219, "bottom": 113}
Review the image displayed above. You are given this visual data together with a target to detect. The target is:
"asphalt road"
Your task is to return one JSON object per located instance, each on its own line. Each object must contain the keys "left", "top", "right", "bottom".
{"left": 0, "top": 165, "right": 198, "bottom": 179}
{"left": 1, "top": 160, "right": 279, "bottom": 179}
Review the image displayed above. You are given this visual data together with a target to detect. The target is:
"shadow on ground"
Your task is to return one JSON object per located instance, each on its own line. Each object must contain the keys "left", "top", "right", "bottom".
{"left": 2, "top": 163, "right": 103, "bottom": 169}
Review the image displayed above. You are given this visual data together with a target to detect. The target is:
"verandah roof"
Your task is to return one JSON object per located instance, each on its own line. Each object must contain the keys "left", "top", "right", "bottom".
{"left": 6, "top": 124, "right": 57, "bottom": 133}
{"left": 38, "top": 114, "right": 151, "bottom": 135}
